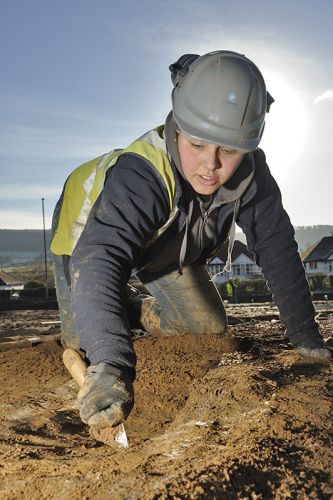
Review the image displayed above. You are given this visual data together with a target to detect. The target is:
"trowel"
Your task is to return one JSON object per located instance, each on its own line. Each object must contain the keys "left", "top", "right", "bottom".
{"left": 63, "top": 348, "right": 128, "bottom": 448}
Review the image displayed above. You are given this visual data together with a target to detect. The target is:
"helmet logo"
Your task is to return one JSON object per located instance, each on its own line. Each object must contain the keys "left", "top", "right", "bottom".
{"left": 227, "top": 91, "right": 237, "bottom": 104}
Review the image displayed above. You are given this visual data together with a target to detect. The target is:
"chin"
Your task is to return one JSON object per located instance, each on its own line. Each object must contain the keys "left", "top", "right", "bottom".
{"left": 194, "top": 184, "right": 220, "bottom": 195}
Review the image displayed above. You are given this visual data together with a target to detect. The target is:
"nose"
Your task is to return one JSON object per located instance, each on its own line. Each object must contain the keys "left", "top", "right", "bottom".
{"left": 204, "top": 148, "right": 221, "bottom": 171}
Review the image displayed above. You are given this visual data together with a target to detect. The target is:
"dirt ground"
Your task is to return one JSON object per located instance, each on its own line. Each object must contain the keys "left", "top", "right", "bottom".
{"left": 0, "top": 302, "right": 332, "bottom": 499}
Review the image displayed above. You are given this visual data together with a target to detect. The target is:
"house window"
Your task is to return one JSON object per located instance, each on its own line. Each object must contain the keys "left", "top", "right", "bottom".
{"left": 232, "top": 264, "right": 255, "bottom": 275}
{"left": 232, "top": 264, "right": 241, "bottom": 275}
{"left": 209, "top": 264, "right": 224, "bottom": 275}
{"left": 309, "top": 262, "right": 317, "bottom": 270}
{"left": 329, "top": 262, "right": 333, "bottom": 272}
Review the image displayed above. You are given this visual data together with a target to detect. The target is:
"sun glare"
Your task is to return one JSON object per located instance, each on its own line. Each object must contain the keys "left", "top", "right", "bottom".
{"left": 260, "top": 71, "right": 308, "bottom": 175}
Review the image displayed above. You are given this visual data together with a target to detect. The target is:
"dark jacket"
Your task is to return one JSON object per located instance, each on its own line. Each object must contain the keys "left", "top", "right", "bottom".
{"left": 68, "top": 143, "right": 323, "bottom": 382}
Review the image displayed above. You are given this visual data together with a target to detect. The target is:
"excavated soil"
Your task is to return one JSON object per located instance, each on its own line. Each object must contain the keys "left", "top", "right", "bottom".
{"left": 0, "top": 303, "right": 332, "bottom": 499}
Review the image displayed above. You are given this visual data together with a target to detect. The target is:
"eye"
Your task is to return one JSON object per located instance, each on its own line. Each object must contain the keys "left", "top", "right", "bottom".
{"left": 220, "top": 147, "right": 236, "bottom": 155}
{"left": 192, "top": 143, "right": 204, "bottom": 149}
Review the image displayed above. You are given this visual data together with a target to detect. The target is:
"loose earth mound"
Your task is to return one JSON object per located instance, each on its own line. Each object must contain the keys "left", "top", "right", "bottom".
{"left": 0, "top": 303, "right": 332, "bottom": 499}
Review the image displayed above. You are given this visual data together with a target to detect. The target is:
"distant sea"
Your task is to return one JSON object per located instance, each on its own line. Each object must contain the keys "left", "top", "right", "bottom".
{"left": 0, "top": 251, "right": 50, "bottom": 264}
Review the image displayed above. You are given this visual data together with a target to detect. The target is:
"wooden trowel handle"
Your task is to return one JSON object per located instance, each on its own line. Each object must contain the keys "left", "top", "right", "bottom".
{"left": 63, "top": 348, "right": 87, "bottom": 388}
{"left": 62, "top": 347, "right": 129, "bottom": 448}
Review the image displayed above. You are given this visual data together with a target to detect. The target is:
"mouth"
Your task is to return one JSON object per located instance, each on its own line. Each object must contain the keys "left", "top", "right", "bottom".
{"left": 198, "top": 175, "right": 217, "bottom": 186}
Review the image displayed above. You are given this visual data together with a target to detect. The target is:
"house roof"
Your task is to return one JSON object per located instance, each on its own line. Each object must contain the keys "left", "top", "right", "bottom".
{"left": 212, "top": 240, "right": 255, "bottom": 263}
{"left": 0, "top": 270, "right": 23, "bottom": 286}
{"left": 301, "top": 236, "right": 333, "bottom": 262}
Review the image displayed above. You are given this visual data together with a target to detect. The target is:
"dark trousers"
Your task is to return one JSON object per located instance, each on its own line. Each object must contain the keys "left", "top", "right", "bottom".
{"left": 53, "top": 254, "right": 79, "bottom": 349}
{"left": 138, "top": 265, "right": 227, "bottom": 336}
{"left": 53, "top": 255, "right": 227, "bottom": 349}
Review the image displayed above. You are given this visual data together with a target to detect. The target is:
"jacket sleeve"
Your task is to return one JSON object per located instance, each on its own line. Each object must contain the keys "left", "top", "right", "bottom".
{"left": 69, "top": 155, "right": 171, "bottom": 381}
{"left": 237, "top": 149, "right": 324, "bottom": 349}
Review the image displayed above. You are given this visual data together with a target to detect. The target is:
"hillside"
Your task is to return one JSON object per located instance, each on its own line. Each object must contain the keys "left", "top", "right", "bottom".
{"left": 0, "top": 229, "right": 52, "bottom": 252}
{"left": 236, "top": 225, "right": 333, "bottom": 253}
{"left": 294, "top": 225, "right": 333, "bottom": 252}
{"left": 0, "top": 226, "right": 332, "bottom": 255}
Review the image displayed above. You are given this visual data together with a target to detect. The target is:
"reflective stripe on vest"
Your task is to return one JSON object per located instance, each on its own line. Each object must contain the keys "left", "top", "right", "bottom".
{"left": 51, "top": 127, "right": 177, "bottom": 256}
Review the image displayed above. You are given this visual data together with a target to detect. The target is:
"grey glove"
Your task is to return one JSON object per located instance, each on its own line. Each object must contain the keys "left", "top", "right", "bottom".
{"left": 295, "top": 338, "right": 333, "bottom": 361}
{"left": 78, "top": 363, "right": 134, "bottom": 429}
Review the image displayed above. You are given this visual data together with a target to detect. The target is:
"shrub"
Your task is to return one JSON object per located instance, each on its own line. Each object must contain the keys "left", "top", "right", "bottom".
{"left": 307, "top": 274, "right": 333, "bottom": 292}
{"left": 217, "top": 278, "right": 271, "bottom": 301}
{"left": 0, "top": 290, "right": 11, "bottom": 299}
{"left": 24, "top": 280, "right": 46, "bottom": 289}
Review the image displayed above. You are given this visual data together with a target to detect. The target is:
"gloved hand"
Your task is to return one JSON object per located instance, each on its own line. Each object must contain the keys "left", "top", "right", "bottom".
{"left": 77, "top": 363, "right": 134, "bottom": 429}
{"left": 295, "top": 337, "right": 333, "bottom": 361}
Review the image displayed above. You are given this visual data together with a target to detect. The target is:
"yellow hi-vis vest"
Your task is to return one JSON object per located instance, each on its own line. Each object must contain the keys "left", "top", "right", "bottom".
{"left": 51, "top": 126, "right": 177, "bottom": 256}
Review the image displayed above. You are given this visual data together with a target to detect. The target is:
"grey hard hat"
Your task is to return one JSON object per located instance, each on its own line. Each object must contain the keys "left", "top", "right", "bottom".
{"left": 170, "top": 50, "right": 273, "bottom": 152}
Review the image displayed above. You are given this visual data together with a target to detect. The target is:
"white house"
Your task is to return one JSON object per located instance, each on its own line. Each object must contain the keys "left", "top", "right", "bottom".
{"left": 301, "top": 236, "right": 333, "bottom": 275}
{"left": 0, "top": 270, "right": 24, "bottom": 291}
{"left": 208, "top": 240, "right": 262, "bottom": 283}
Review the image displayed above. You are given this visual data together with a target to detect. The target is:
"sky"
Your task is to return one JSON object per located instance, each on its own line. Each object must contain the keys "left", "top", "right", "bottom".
{"left": 0, "top": 0, "right": 332, "bottom": 229}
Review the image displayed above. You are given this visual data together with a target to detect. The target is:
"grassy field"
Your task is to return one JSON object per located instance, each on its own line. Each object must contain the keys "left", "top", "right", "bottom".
{"left": 3, "top": 260, "right": 55, "bottom": 287}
